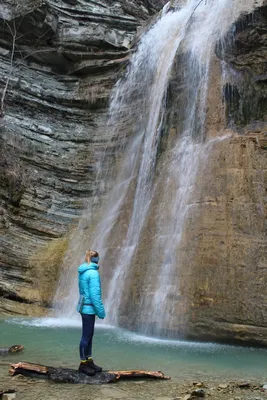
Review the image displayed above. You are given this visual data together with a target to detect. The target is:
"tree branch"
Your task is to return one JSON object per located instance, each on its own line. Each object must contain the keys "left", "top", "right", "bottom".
{"left": 0, "top": 21, "right": 16, "bottom": 118}
{"left": 0, "top": 21, "right": 54, "bottom": 118}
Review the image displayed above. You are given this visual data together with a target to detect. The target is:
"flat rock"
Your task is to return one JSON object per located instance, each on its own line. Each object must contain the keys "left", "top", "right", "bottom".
{"left": 218, "top": 384, "right": 229, "bottom": 390}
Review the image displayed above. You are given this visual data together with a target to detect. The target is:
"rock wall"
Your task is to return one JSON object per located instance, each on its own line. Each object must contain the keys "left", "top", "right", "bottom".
{"left": 185, "top": 134, "right": 267, "bottom": 346}
{"left": 0, "top": 0, "right": 166, "bottom": 314}
{"left": 186, "top": 6, "right": 267, "bottom": 346}
{"left": 171, "top": 6, "right": 267, "bottom": 345}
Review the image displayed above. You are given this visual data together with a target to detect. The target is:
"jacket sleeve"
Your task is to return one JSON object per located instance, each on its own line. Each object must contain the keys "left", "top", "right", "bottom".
{"left": 89, "top": 270, "right": 106, "bottom": 319}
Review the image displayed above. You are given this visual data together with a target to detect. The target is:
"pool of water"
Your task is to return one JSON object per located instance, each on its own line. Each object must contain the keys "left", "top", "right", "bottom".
{"left": 1, "top": 317, "right": 267, "bottom": 381}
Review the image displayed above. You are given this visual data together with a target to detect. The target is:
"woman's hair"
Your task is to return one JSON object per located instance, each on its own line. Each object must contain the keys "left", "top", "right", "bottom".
{"left": 85, "top": 250, "right": 99, "bottom": 263}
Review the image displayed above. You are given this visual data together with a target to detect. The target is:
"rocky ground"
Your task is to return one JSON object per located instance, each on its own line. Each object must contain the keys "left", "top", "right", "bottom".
{"left": 1, "top": 364, "right": 267, "bottom": 400}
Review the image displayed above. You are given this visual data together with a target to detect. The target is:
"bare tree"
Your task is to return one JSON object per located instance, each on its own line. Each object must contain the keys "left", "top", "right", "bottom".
{"left": 0, "top": 21, "right": 17, "bottom": 117}
{"left": 0, "top": 17, "right": 55, "bottom": 118}
{"left": 0, "top": 135, "right": 34, "bottom": 206}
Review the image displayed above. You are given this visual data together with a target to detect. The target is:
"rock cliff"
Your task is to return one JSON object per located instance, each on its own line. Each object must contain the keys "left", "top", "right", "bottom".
{"left": 185, "top": 5, "right": 267, "bottom": 345}
{"left": 0, "top": 0, "right": 166, "bottom": 314}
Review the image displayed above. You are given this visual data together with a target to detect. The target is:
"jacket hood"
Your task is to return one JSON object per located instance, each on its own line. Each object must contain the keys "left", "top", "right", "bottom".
{"left": 78, "top": 262, "right": 99, "bottom": 274}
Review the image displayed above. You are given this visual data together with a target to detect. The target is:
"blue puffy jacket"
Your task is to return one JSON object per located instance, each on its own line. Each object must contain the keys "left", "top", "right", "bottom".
{"left": 78, "top": 262, "right": 106, "bottom": 319}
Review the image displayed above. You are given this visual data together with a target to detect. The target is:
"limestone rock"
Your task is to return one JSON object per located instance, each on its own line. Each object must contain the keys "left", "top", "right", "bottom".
{"left": 182, "top": 7, "right": 267, "bottom": 346}
{"left": 0, "top": 0, "right": 42, "bottom": 20}
{"left": 191, "top": 389, "right": 205, "bottom": 397}
{"left": 0, "top": 0, "right": 167, "bottom": 312}
{"left": 218, "top": 384, "right": 228, "bottom": 390}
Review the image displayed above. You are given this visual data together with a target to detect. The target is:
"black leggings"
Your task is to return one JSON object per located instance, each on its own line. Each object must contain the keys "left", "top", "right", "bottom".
{"left": 79, "top": 314, "right": 96, "bottom": 360}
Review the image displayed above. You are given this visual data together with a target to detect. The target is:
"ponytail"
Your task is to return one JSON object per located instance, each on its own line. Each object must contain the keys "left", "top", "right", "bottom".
{"left": 85, "top": 250, "right": 99, "bottom": 263}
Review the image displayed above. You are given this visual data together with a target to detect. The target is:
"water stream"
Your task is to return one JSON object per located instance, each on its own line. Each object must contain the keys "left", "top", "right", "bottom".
{"left": 54, "top": 0, "right": 260, "bottom": 338}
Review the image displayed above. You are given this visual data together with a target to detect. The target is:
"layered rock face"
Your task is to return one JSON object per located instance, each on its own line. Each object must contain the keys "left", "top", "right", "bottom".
{"left": 167, "top": 6, "right": 267, "bottom": 345}
{"left": 102, "top": 4, "right": 267, "bottom": 346}
{"left": 0, "top": 0, "right": 166, "bottom": 314}
{"left": 185, "top": 135, "right": 267, "bottom": 345}
{"left": 185, "top": 6, "right": 267, "bottom": 345}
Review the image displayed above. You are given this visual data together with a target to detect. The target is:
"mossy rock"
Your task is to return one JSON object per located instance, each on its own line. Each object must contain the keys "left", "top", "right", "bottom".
{"left": 29, "top": 236, "right": 69, "bottom": 305}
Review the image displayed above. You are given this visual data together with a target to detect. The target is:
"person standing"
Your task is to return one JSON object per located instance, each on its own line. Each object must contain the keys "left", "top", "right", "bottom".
{"left": 77, "top": 250, "right": 106, "bottom": 376}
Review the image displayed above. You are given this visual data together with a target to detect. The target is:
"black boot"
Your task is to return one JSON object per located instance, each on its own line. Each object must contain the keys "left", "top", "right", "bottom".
{"left": 78, "top": 361, "right": 96, "bottom": 376}
{"left": 87, "top": 358, "right": 102, "bottom": 372}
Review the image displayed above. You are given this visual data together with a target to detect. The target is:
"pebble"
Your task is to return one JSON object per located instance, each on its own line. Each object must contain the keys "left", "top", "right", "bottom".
{"left": 238, "top": 382, "right": 251, "bottom": 389}
{"left": 194, "top": 382, "right": 205, "bottom": 388}
{"left": 2, "top": 394, "right": 16, "bottom": 400}
{"left": 191, "top": 389, "right": 205, "bottom": 397}
{"left": 218, "top": 383, "right": 229, "bottom": 389}
{"left": 183, "top": 395, "right": 192, "bottom": 400}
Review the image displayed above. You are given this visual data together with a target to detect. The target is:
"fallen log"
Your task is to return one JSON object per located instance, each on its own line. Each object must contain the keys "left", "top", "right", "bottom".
{"left": 9, "top": 362, "right": 170, "bottom": 384}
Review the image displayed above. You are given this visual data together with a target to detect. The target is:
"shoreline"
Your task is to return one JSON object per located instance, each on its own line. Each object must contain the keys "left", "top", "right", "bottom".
{"left": 1, "top": 365, "right": 266, "bottom": 400}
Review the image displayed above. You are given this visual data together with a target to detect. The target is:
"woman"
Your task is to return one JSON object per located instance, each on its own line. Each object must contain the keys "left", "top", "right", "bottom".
{"left": 77, "top": 250, "right": 106, "bottom": 376}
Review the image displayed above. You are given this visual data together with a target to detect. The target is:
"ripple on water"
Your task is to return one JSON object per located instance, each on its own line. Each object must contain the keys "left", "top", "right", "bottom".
{"left": 6, "top": 317, "right": 226, "bottom": 349}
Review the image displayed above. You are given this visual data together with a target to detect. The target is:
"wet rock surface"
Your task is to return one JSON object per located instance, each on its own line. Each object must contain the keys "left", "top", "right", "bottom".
{"left": 182, "top": 7, "right": 267, "bottom": 346}
{"left": 219, "top": 4, "right": 267, "bottom": 128}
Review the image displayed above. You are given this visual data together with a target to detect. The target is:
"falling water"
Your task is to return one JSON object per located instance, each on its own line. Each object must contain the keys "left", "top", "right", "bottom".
{"left": 136, "top": 0, "right": 262, "bottom": 337}
{"left": 103, "top": 6, "right": 196, "bottom": 325}
{"left": 54, "top": 0, "right": 260, "bottom": 335}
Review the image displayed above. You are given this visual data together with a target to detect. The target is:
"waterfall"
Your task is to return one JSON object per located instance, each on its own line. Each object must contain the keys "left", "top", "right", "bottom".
{"left": 103, "top": 7, "right": 195, "bottom": 325}
{"left": 135, "top": 0, "right": 261, "bottom": 337}
{"left": 54, "top": 0, "right": 260, "bottom": 335}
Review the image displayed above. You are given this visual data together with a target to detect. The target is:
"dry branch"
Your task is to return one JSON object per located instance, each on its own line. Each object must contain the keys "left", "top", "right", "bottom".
{"left": 0, "top": 21, "right": 16, "bottom": 117}
{"left": 112, "top": 370, "right": 169, "bottom": 379}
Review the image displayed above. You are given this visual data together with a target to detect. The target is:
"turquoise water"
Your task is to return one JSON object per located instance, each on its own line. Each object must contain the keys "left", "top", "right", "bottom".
{"left": 1, "top": 317, "right": 267, "bottom": 381}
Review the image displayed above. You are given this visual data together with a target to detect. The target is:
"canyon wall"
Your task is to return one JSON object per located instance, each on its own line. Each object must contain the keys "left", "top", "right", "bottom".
{"left": 185, "top": 6, "right": 267, "bottom": 345}
{"left": 163, "top": 6, "right": 267, "bottom": 345}
{"left": 0, "top": 0, "right": 165, "bottom": 315}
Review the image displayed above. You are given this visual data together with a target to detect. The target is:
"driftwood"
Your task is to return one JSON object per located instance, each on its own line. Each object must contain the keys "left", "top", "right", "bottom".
{"left": 9, "top": 362, "right": 170, "bottom": 384}
{"left": 0, "top": 345, "right": 24, "bottom": 356}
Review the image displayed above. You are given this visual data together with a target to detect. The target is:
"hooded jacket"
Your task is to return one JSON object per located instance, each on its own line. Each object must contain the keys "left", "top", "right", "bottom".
{"left": 78, "top": 262, "right": 106, "bottom": 319}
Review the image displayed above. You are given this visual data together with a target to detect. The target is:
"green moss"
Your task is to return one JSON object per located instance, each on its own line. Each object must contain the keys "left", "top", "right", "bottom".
{"left": 29, "top": 236, "right": 69, "bottom": 306}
